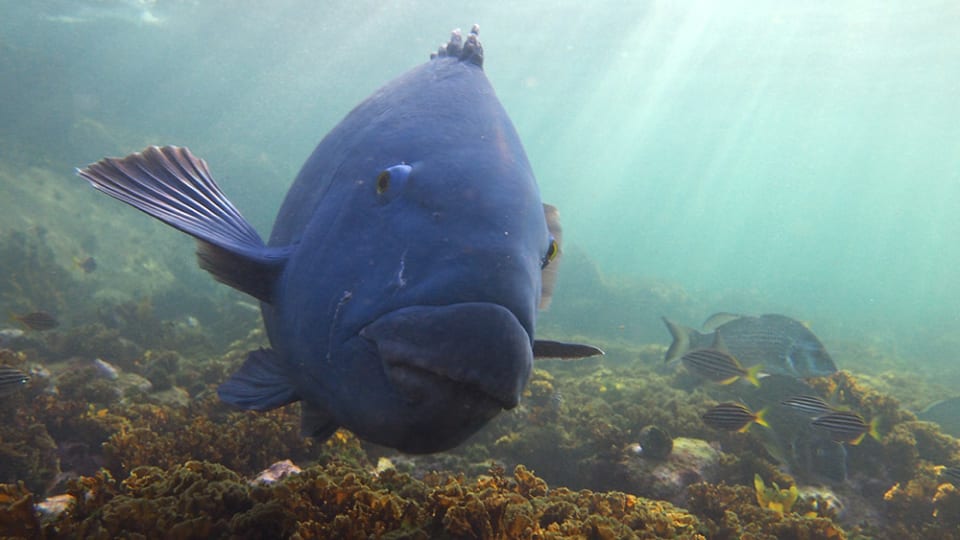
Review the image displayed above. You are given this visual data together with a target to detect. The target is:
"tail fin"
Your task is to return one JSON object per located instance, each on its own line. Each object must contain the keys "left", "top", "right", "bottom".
{"left": 77, "top": 146, "right": 289, "bottom": 303}
{"left": 868, "top": 416, "right": 882, "bottom": 441}
{"left": 663, "top": 317, "right": 696, "bottom": 363}
{"left": 753, "top": 407, "right": 770, "bottom": 429}
{"left": 744, "top": 364, "right": 764, "bottom": 387}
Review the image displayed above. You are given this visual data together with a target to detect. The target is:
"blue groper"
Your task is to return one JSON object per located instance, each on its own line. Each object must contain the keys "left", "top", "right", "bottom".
{"left": 78, "top": 26, "right": 601, "bottom": 453}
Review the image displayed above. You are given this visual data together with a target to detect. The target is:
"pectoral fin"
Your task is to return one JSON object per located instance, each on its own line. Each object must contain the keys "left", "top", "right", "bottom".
{"left": 77, "top": 146, "right": 289, "bottom": 303}
{"left": 218, "top": 348, "right": 297, "bottom": 411}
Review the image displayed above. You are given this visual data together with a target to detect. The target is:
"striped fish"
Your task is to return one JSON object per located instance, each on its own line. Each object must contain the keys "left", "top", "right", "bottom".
{"left": 681, "top": 348, "right": 762, "bottom": 387}
{"left": 0, "top": 366, "right": 30, "bottom": 397}
{"left": 702, "top": 402, "right": 769, "bottom": 433}
{"left": 939, "top": 466, "right": 960, "bottom": 485}
{"left": 811, "top": 411, "right": 880, "bottom": 445}
{"left": 11, "top": 311, "right": 59, "bottom": 331}
{"left": 780, "top": 395, "right": 835, "bottom": 417}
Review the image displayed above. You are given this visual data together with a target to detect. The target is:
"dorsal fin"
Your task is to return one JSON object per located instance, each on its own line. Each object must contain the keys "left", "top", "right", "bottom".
{"left": 702, "top": 312, "right": 745, "bottom": 332}
{"left": 430, "top": 24, "right": 483, "bottom": 67}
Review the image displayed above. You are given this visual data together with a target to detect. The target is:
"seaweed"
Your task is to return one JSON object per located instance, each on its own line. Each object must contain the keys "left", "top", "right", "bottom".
{"left": 20, "top": 461, "right": 707, "bottom": 539}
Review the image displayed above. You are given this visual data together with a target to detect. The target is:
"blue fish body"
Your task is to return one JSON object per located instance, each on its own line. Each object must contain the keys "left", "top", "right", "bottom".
{"left": 78, "top": 26, "right": 601, "bottom": 453}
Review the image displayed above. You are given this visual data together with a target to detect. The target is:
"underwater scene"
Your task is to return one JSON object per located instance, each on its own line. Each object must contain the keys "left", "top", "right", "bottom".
{"left": 1, "top": 1, "right": 959, "bottom": 538}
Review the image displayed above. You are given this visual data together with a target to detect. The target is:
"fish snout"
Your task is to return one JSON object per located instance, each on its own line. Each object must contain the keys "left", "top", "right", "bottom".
{"left": 360, "top": 302, "right": 533, "bottom": 409}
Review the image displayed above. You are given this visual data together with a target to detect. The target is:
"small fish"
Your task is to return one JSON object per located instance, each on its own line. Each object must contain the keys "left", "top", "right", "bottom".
{"left": 73, "top": 256, "right": 97, "bottom": 273}
{"left": 0, "top": 366, "right": 30, "bottom": 397}
{"left": 939, "top": 466, "right": 960, "bottom": 485}
{"left": 11, "top": 311, "right": 59, "bottom": 331}
{"left": 681, "top": 347, "right": 762, "bottom": 386}
{"left": 93, "top": 358, "right": 120, "bottom": 381}
{"left": 702, "top": 402, "right": 769, "bottom": 432}
{"left": 811, "top": 411, "right": 880, "bottom": 445}
{"left": 0, "top": 328, "right": 25, "bottom": 347}
{"left": 780, "top": 395, "right": 835, "bottom": 417}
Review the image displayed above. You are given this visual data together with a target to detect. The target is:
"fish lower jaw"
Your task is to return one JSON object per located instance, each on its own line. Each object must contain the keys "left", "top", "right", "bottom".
{"left": 384, "top": 360, "right": 518, "bottom": 410}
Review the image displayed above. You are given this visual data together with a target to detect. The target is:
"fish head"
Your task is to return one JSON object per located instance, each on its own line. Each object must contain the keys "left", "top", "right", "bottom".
{"left": 303, "top": 153, "right": 545, "bottom": 452}
{"left": 273, "top": 37, "right": 551, "bottom": 453}
{"left": 789, "top": 340, "right": 837, "bottom": 377}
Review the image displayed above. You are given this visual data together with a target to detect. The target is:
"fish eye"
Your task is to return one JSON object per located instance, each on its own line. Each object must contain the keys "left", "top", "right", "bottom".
{"left": 376, "top": 163, "right": 413, "bottom": 197}
{"left": 376, "top": 171, "right": 391, "bottom": 194}
{"left": 541, "top": 237, "right": 559, "bottom": 268}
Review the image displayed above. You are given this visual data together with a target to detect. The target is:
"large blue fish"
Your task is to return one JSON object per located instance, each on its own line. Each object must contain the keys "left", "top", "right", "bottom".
{"left": 77, "top": 26, "right": 601, "bottom": 453}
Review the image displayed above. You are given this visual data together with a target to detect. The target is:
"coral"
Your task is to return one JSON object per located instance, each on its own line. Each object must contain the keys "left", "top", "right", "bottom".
{"left": 141, "top": 349, "right": 181, "bottom": 391}
{"left": 883, "top": 475, "right": 937, "bottom": 526}
{"left": 0, "top": 481, "right": 42, "bottom": 538}
{"left": 30, "top": 461, "right": 706, "bottom": 539}
{"left": 622, "top": 437, "right": 723, "bottom": 504}
{"left": 685, "top": 482, "right": 846, "bottom": 540}
{"left": 101, "top": 398, "right": 333, "bottom": 478}
{"left": 754, "top": 473, "right": 799, "bottom": 514}
{"left": 880, "top": 463, "right": 960, "bottom": 537}
{"left": 932, "top": 482, "right": 960, "bottom": 523}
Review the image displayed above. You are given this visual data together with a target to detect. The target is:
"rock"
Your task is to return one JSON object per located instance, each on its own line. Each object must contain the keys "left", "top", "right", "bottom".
{"left": 624, "top": 437, "right": 722, "bottom": 503}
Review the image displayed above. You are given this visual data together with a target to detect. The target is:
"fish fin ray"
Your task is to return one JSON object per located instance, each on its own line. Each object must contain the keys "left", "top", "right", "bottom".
{"left": 77, "top": 145, "right": 289, "bottom": 303}
{"left": 702, "top": 312, "right": 745, "bottom": 331}
{"left": 218, "top": 348, "right": 297, "bottom": 411}
{"left": 533, "top": 339, "right": 604, "bottom": 359}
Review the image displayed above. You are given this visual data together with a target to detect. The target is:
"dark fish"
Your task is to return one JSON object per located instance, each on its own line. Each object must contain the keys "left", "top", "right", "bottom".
{"left": 74, "top": 256, "right": 97, "bottom": 273}
{"left": 663, "top": 313, "right": 836, "bottom": 378}
{"left": 702, "top": 402, "right": 769, "bottom": 432}
{"left": 918, "top": 397, "right": 960, "bottom": 437}
{"left": 811, "top": 411, "right": 880, "bottom": 445}
{"left": 736, "top": 374, "right": 847, "bottom": 483}
{"left": 11, "top": 311, "right": 59, "bottom": 331}
{"left": 0, "top": 366, "right": 30, "bottom": 397}
{"left": 681, "top": 347, "right": 761, "bottom": 386}
{"left": 77, "top": 26, "right": 601, "bottom": 454}
{"left": 780, "top": 395, "right": 835, "bottom": 417}
{"left": 806, "top": 435, "right": 848, "bottom": 483}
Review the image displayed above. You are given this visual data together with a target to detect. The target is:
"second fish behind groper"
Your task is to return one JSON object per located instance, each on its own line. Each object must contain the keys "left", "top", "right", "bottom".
{"left": 664, "top": 313, "right": 836, "bottom": 378}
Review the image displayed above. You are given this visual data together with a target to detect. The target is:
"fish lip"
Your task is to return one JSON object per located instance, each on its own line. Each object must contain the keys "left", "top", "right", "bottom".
{"left": 382, "top": 360, "right": 516, "bottom": 409}
{"left": 359, "top": 301, "right": 533, "bottom": 410}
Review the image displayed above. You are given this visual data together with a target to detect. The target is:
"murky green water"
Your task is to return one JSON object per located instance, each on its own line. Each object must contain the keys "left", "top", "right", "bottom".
{"left": 6, "top": 2, "right": 957, "bottom": 347}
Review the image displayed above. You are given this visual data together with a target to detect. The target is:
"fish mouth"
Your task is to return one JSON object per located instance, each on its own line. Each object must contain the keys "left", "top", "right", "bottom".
{"left": 381, "top": 362, "right": 508, "bottom": 412}
{"left": 359, "top": 302, "right": 534, "bottom": 409}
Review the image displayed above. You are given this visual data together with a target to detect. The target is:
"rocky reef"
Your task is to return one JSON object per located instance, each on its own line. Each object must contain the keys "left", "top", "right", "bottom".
{"left": 2, "top": 204, "right": 960, "bottom": 538}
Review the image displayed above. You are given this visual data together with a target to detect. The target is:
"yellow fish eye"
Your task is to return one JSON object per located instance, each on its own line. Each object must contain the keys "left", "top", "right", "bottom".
{"left": 547, "top": 239, "right": 559, "bottom": 261}
{"left": 376, "top": 171, "right": 391, "bottom": 194}
{"left": 541, "top": 238, "right": 559, "bottom": 268}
